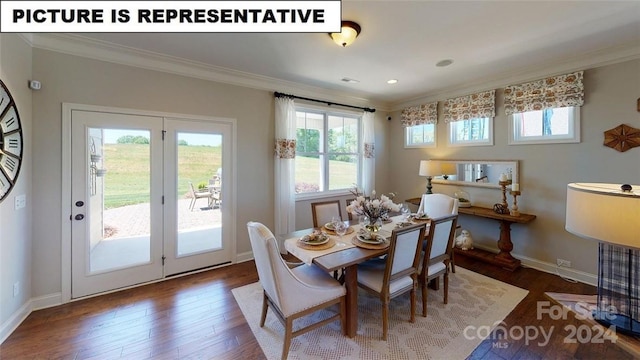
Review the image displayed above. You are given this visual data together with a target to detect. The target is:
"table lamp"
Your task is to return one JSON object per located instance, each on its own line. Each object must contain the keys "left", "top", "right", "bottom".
{"left": 565, "top": 183, "right": 640, "bottom": 336}
{"left": 418, "top": 160, "right": 440, "bottom": 194}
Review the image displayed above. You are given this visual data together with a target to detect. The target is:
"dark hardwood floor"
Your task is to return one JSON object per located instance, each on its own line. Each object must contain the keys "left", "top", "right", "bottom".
{"left": 1, "top": 256, "right": 635, "bottom": 359}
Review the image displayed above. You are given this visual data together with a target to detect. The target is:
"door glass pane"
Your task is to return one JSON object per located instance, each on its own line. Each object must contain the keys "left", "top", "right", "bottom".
{"left": 176, "top": 132, "right": 223, "bottom": 257}
{"left": 90, "top": 128, "right": 151, "bottom": 272}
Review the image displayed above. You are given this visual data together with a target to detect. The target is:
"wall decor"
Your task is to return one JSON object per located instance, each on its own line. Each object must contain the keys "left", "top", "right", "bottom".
{"left": 0, "top": 79, "right": 24, "bottom": 203}
{"left": 603, "top": 124, "right": 640, "bottom": 152}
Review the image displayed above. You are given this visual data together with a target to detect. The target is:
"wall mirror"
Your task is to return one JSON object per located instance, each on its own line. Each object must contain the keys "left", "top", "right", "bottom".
{"left": 431, "top": 160, "right": 519, "bottom": 189}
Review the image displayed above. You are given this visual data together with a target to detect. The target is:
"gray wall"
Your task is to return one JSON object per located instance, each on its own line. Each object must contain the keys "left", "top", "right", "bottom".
{"left": 387, "top": 59, "right": 640, "bottom": 276}
{"left": 0, "top": 34, "right": 33, "bottom": 328}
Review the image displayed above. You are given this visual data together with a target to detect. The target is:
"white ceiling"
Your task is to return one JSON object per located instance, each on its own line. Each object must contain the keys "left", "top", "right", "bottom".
{"left": 67, "top": 1, "right": 640, "bottom": 108}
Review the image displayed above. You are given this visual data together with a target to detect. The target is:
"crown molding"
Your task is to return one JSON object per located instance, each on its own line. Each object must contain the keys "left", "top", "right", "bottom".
{"left": 28, "top": 34, "right": 392, "bottom": 112}
{"left": 390, "top": 41, "right": 640, "bottom": 111}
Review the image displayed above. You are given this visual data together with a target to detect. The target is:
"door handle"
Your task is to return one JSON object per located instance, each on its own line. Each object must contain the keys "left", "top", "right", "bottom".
{"left": 75, "top": 214, "right": 85, "bottom": 221}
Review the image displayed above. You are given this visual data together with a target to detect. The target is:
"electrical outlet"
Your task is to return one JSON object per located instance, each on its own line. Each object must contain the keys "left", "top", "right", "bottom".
{"left": 14, "top": 194, "right": 26, "bottom": 210}
{"left": 557, "top": 259, "right": 571, "bottom": 268}
{"left": 13, "top": 282, "right": 20, "bottom": 297}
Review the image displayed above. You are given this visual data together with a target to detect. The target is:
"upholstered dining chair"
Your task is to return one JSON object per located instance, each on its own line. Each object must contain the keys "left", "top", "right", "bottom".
{"left": 356, "top": 223, "right": 426, "bottom": 340}
{"left": 417, "top": 193, "right": 460, "bottom": 272}
{"left": 247, "top": 222, "right": 346, "bottom": 360}
{"left": 311, "top": 200, "right": 343, "bottom": 228}
{"left": 418, "top": 214, "right": 458, "bottom": 317}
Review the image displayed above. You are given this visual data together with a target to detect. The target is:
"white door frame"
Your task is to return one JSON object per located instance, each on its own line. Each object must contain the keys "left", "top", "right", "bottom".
{"left": 61, "top": 103, "right": 237, "bottom": 302}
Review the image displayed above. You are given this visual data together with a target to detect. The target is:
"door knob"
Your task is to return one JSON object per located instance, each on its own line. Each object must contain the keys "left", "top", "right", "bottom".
{"left": 75, "top": 201, "right": 84, "bottom": 207}
{"left": 75, "top": 214, "right": 85, "bottom": 220}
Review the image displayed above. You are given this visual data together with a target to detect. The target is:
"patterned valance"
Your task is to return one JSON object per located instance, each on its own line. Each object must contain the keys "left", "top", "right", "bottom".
{"left": 444, "top": 90, "right": 495, "bottom": 123}
{"left": 275, "top": 138, "right": 296, "bottom": 159}
{"left": 504, "top": 71, "right": 584, "bottom": 115}
{"left": 400, "top": 102, "right": 438, "bottom": 127}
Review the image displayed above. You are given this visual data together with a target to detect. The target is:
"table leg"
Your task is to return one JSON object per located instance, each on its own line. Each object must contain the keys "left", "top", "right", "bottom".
{"left": 494, "top": 220, "right": 521, "bottom": 270}
{"left": 343, "top": 264, "right": 358, "bottom": 337}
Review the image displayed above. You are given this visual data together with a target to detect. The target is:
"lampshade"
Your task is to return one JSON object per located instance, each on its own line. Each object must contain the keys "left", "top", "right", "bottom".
{"left": 418, "top": 160, "right": 440, "bottom": 177}
{"left": 441, "top": 162, "right": 457, "bottom": 176}
{"left": 566, "top": 183, "right": 640, "bottom": 249}
{"left": 329, "top": 21, "right": 361, "bottom": 47}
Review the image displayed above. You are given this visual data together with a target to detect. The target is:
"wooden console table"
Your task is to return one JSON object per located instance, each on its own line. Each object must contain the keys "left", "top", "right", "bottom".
{"left": 405, "top": 198, "right": 536, "bottom": 271}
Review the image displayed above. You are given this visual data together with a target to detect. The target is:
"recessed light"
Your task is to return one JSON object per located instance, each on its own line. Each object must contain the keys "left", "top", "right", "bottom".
{"left": 387, "top": 79, "right": 398, "bottom": 84}
{"left": 436, "top": 59, "right": 454, "bottom": 67}
{"left": 341, "top": 77, "right": 360, "bottom": 83}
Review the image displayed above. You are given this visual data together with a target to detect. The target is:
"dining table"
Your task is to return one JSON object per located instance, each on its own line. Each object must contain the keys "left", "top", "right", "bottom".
{"left": 277, "top": 215, "right": 428, "bottom": 338}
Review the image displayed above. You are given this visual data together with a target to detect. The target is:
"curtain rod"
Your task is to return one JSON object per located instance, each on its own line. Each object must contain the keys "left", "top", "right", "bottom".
{"left": 274, "top": 91, "right": 376, "bottom": 113}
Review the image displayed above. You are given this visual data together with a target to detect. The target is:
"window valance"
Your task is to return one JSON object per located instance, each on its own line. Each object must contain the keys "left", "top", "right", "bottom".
{"left": 504, "top": 71, "right": 584, "bottom": 115}
{"left": 444, "top": 90, "right": 495, "bottom": 123}
{"left": 401, "top": 102, "right": 438, "bottom": 127}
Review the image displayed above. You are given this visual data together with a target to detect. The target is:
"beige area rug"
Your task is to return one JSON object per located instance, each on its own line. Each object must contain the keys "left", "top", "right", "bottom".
{"left": 232, "top": 267, "right": 528, "bottom": 360}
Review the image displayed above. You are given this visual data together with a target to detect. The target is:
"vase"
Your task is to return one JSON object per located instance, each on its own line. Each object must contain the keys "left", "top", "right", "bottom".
{"left": 365, "top": 217, "right": 383, "bottom": 232}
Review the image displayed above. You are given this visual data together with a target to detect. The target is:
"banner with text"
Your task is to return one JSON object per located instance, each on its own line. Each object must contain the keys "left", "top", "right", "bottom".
{"left": 1, "top": 1, "right": 342, "bottom": 33}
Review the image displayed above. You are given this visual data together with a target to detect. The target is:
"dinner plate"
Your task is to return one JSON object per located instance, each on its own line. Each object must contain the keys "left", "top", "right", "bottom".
{"left": 323, "top": 222, "right": 335, "bottom": 231}
{"left": 300, "top": 234, "right": 329, "bottom": 245}
{"left": 357, "top": 234, "right": 385, "bottom": 244}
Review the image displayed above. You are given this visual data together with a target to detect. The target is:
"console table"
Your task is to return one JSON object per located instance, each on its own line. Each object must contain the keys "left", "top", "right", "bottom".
{"left": 405, "top": 198, "right": 536, "bottom": 271}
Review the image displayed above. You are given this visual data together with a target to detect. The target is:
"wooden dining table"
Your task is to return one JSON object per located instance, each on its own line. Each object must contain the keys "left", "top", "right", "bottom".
{"left": 278, "top": 216, "right": 419, "bottom": 338}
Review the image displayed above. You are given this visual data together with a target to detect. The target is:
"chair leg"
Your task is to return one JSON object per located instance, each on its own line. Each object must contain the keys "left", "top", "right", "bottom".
{"left": 410, "top": 284, "right": 416, "bottom": 323}
{"left": 260, "top": 292, "right": 268, "bottom": 327}
{"left": 422, "top": 280, "right": 428, "bottom": 317}
{"left": 282, "top": 318, "right": 293, "bottom": 360}
{"left": 189, "top": 198, "right": 195, "bottom": 211}
{"left": 450, "top": 251, "right": 456, "bottom": 273}
{"left": 339, "top": 297, "right": 347, "bottom": 336}
{"left": 444, "top": 272, "right": 449, "bottom": 304}
{"left": 382, "top": 298, "right": 389, "bottom": 341}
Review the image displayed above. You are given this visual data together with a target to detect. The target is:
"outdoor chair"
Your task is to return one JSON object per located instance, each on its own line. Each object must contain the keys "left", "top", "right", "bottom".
{"left": 188, "top": 182, "right": 212, "bottom": 211}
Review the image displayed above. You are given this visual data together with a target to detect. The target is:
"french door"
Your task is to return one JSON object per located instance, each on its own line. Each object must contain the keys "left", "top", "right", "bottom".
{"left": 70, "top": 107, "right": 233, "bottom": 298}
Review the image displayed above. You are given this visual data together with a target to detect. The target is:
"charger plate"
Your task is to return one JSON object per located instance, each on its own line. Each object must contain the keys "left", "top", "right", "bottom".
{"left": 322, "top": 226, "right": 355, "bottom": 235}
{"left": 297, "top": 237, "right": 336, "bottom": 250}
{"left": 351, "top": 235, "right": 389, "bottom": 250}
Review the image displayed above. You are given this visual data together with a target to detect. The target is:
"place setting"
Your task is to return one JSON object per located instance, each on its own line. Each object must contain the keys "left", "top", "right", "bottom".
{"left": 351, "top": 228, "right": 390, "bottom": 249}
{"left": 322, "top": 217, "right": 355, "bottom": 235}
{"left": 296, "top": 229, "right": 336, "bottom": 250}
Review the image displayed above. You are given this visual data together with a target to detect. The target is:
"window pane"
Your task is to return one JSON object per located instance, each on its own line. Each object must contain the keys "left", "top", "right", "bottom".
{"left": 406, "top": 124, "right": 435, "bottom": 146}
{"left": 449, "top": 117, "right": 493, "bottom": 146}
{"left": 295, "top": 155, "right": 322, "bottom": 193}
{"left": 328, "top": 155, "right": 358, "bottom": 191}
{"left": 518, "top": 107, "right": 570, "bottom": 137}
{"left": 296, "top": 111, "right": 323, "bottom": 153}
{"left": 328, "top": 115, "right": 358, "bottom": 153}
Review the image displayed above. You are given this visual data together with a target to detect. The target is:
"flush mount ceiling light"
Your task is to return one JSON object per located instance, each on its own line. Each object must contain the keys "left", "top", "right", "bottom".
{"left": 329, "top": 21, "right": 361, "bottom": 47}
{"left": 387, "top": 79, "right": 398, "bottom": 84}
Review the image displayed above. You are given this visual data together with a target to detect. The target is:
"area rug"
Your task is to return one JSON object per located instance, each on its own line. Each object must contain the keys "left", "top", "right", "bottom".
{"left": 232, "top": 267, "right": 527, "bottom": 359}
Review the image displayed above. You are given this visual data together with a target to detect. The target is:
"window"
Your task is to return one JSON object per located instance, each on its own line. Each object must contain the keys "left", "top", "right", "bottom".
{"left": 448, "top": 117, "right": 493, "bottom": 146}
{"left": 509, "top": 106, "right": 580, "bottom": 144}
{"left": 405, "top": 123, "right": 436, "bottom": 148}
{"left": 295, "top": 108, "right": 361, "bottom": 195}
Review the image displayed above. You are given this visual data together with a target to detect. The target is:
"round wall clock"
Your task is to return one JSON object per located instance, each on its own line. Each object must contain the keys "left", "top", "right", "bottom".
{"left": 0, "top": 79, "right": 24, "bottom": 203}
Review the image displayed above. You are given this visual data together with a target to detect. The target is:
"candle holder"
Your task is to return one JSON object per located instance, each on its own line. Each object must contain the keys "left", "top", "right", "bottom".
{"left": 510, "top": 191, "right": 521, "bottom": 217}
{"left": 499, "top": 180, "right": 512, "bottom": 208}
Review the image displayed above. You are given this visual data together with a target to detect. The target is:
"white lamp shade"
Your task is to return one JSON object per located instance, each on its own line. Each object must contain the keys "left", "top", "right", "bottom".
{"left": 419, "top": 160, "right": 440, "bottom": 177}
{"left": 566, "top": 183, "right": 640, "bottom": 250}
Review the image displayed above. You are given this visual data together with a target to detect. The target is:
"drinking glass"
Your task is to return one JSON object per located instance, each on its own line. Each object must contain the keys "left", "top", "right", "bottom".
{"left": 401, "top": 205, "right": 411, "bottom": 221}
{"left": 335, "top": 221, "right": 348, "bottom": 244}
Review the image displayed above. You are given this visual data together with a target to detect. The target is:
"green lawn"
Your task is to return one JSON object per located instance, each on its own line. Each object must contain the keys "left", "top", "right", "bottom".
{"left": 102, "top": 144, "right": 354, "bottom": 208}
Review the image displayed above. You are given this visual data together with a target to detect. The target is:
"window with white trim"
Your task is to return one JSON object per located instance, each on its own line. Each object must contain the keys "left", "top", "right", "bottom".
{"left": 295, "top": 108, "right": 361, "bottom": 195}
{"left": 448, "top": 117, "right": 493, "bottom": 146}
{"left": 509, "top": 106, "right": 580, "bottom": 144}
{"left": 405, "top": 123, "right": 436, "bottom": 148}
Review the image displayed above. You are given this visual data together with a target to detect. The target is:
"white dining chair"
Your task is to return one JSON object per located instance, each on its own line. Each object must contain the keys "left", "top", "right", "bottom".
{"left": 311, "top": 200, "right": 343, "bottom": 228}
{"left": 418, "top": 214, "right": 458, "bottom": 317}
{"left": 356, "top": 223, "right": 426, "bottom": 340}
{"left": 247, "top": 222, "right": 346, "bottom": 359}
{"left": 417, "top": 193, "right": 460, "bottom": 272}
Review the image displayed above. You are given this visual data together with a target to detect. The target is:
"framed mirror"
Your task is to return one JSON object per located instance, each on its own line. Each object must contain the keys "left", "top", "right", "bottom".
{"left": 431, "top": 160, "right": 519, "bottom": 189}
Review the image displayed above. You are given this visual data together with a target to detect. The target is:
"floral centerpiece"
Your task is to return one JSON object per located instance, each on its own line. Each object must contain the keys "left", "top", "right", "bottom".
{"left": 346, "top": 186, "right": 402, "bottom": 232}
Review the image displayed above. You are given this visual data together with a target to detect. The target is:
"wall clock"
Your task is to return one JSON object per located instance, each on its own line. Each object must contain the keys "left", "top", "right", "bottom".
{"left": 0, "top": 79, "right": 24, "bottom": 203}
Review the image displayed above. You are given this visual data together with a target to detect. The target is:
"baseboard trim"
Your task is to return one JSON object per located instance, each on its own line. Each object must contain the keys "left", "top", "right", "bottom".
{"left": 0, "top": 301, "right": 31, "bottom": 345}
{"left": 236, "top": 251, "right": 254, "bottom": 263}
{"left": 471, "top": 244, "right": 597, "bottom": 286}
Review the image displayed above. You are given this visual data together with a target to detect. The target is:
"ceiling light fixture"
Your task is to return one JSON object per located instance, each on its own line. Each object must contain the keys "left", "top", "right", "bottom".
{"left": 387, "top": 79, "right": 398, "bottom": 84}
{"left": 329, "top": 21, "right": 361, "bottom": 47}
{"left": 436, "top": 59, "right": 454, "bottom": 67}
